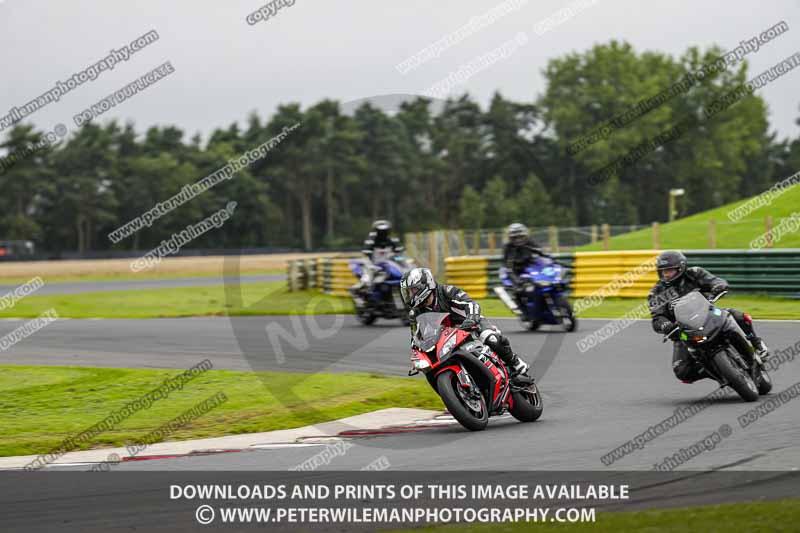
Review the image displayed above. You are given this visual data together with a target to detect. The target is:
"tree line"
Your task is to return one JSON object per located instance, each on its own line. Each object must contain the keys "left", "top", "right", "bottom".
{"left": 1, "top": 40, "right": 799, "bottom": 252}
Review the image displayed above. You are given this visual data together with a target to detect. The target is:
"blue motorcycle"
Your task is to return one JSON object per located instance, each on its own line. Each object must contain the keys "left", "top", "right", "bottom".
{"left": 349, "top": 255, "right": 415, "bottom": 325}
{"left": 495, "top": 257, "right": 577, "bottom": 332}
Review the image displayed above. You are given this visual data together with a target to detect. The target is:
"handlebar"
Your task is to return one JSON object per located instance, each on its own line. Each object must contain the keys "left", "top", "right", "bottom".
{"left": 661, "top": 327, "right": 679, "bottom": 343}
{"left": 710, "top": 290, "right": 728, "bottom": 303}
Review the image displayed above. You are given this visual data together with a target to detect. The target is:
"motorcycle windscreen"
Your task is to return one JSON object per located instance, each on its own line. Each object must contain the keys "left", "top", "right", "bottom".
{"left": 414, "top": 312, "right": 450, "bottom": 352}
{"left": 371, "top": 248, "right": 393, "bottom": 263}
{"left": 672, "top": 291, "right": 711, "bottom": 332}
{"left": 525, "top": 257, "right": 562, "bottom": 282}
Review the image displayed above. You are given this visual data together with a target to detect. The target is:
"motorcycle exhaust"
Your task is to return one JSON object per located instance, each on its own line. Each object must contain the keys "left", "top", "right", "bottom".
{"left": 493, "top": 286, "right": 522, "bottom": 316}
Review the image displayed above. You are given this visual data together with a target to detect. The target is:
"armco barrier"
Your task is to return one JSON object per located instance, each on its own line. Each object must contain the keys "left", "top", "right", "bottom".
{"left": 572, "top": 250, "right": 658, "bottom": 298}
{"left": 684, "top": 249, "right": 800, "bottom": 297}
{"left": 446, "top": 250, "right": 800, "bottom": 298}
{"left": 444, "top": 256, "right": 490, "bottom": 297}
{"left": 446, "top": 253, "right": 572, "bottom": 298}
{"left": 288, "top": 256, "right": 360, "bottom": 296}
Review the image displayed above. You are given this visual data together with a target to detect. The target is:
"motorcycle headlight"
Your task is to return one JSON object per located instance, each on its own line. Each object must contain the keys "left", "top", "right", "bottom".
{"left": 537, "top": 280, "right": 551, "bottom": 287}
{"left": 413, "top": 358, "right": 431, "bottom": 370}
{"left": 439, "top": 335, "right": 457, "bottom": 358}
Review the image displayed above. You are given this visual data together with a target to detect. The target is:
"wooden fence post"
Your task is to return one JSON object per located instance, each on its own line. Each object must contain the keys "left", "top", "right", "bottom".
{"left": 652, "top": 222, "right": 661, "bottom": 250}
{"left": 708, "top": 219, "right": 717, "bottom": 249}
{"left": 766, "top": 216, "right": 774, "bottom": 248}
{"left": 601, "top": 224, "right": 611, "bottom": 250}
{"left": 287, "top": 261, "right": 297, "bottom": 291}
{"left": 590, "top": 224, "right": 598, "bottom": 244}
{"left": 428, "top": 231, "right": 437, "bottom": 272}
{"left": 548, "top": 225, "right": 560, "bottom": 254}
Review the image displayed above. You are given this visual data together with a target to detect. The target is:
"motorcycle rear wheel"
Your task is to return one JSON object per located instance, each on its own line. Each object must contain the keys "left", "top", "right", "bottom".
{"left": 713, "top": 350, "right": 759, "bottom": 402}
{"left": 436, "top": 370, "right": 488, "bottom": 431}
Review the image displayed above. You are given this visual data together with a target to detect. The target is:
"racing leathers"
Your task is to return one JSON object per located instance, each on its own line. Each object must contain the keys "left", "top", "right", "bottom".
{"left": 409, "top": 283, "right": 531, "bottom": 382}
{"left": 648, "top": 266, "right": 766, "bottom": 383}
{"left": 503, "top": 237, "right": 550, "bottom": 287}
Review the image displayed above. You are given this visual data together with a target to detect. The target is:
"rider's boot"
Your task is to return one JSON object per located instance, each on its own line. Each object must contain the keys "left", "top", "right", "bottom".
{"left": 508, "top": 353, "right": 533, "bottom": 385}
{"left": 748, "top": 335, "right": 770, "bottom": 361}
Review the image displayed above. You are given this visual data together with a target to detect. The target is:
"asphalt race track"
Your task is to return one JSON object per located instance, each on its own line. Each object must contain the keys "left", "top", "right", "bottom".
{"left": 0, "top": 273, "right": 284, "bottom": 295}
{"left": 3, "top": 315, "right": 799, "bottom": 473}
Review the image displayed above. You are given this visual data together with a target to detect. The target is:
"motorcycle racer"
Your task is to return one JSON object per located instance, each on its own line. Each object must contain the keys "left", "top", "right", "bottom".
{"left": 358, "top": 220, "right": 406, "bottom": 288}
{"left": 648, "top": 250, "right": 770, "bottom": 383}
{"left": 401, "top": 267, "right": 533, "bottom": 384}
{"left": 503, "top": 223, "right": 552, "bottom": 302}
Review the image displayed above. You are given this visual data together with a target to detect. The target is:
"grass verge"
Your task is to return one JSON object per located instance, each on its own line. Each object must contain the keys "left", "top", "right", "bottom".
{"left": 0, "top": 364, "right": 441, "bottom": 457}
{"left": 0, "top": 282, "right": 796, "bottom": 319}
{"left": 387, "top": 499, "right": 800, "bottom": 532}
{"left": 0, "top": 269, "right": 284, "bottom": 286}
{"left": 0, "top": 281, "right": 351, "bottom": 318}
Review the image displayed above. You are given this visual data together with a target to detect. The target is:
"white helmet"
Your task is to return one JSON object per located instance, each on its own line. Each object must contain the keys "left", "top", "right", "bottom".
{"left": 400, "top": 267, "right": 436, "bottom": 308}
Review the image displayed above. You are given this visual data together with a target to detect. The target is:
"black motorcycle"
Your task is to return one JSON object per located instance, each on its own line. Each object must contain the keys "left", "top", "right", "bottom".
{"left": 663, "top": 290, "right": 771, "bottom": 402}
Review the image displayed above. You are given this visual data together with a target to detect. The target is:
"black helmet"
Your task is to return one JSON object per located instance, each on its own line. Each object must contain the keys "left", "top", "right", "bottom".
{"left": 507, "top": 223, "right": 529, "bottom": 245}
{"left": 400, "top": 267, "right": 436, "bottom": 309}
{"left": 656, "top": 250, "right": 687, "bottom": 285}
{"left": 372, "top": 219, "right": 391, "bottom": 241}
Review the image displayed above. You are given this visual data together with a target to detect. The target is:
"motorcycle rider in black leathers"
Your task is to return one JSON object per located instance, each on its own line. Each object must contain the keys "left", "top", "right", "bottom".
{"left": 503, "top": 223, "right": 552, "bottom": 305}
{"left": 401, "top": 267, "right": 533, "bottom": 385}
{"left": 357, "top": 220, "right": 405, "bottom": 289}
{"left": 648, "top": 250, "right": 770, "bottom": 383}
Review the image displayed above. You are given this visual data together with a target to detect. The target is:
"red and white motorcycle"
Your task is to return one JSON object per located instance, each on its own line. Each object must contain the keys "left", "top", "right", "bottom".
{"left": 408, "top": 312, "right": 543, "bottom": 431}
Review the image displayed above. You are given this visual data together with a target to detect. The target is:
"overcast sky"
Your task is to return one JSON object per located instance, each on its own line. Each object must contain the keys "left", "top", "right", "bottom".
{"left": 1, "top": 0, "right": 798, "bottom": 144}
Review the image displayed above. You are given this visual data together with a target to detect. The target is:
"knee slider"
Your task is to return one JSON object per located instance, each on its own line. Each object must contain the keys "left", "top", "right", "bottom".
{"left": 480, "top": 330, "right": 498, "bottom": 345}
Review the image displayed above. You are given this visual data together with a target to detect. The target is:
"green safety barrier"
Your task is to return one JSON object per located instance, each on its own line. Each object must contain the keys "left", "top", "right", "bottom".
{"left": 684, "top": 249, "right": 800, "bottom": 297}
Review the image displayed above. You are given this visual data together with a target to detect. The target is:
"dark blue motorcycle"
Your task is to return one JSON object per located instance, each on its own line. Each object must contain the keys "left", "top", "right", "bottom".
{"left": 349, "top": 255, "right": 414, "bottom": 325}
{"left": 495, "top": 257, "right": 577, "bottom": 332}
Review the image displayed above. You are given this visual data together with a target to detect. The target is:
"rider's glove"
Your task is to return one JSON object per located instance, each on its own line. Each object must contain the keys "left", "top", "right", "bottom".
{"left": 459, "top": 315, "right": 480, "bottom": 330}
{"left": 710, "top": 283, "right": 727, "bottom": 296}
{"left": 659, "top": 321, "right": 677, "bottom": 335}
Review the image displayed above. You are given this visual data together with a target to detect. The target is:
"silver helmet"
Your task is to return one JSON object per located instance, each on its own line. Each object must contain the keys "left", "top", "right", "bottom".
{"left": 400, "top": 267, "right": 436, "bottom": 308}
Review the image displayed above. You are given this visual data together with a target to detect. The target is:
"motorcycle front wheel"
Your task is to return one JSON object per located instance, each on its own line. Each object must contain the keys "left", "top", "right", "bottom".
{"left": 756, "top": 367, "right": 773, "bottom": 395}
{"left": 436, "top": 370, "right": 488, "bottom": 431}
{"left": 558, "top": 295, "right": 577, "bottom": 332}
{"left": 356, "top": 309, "right": 376, "bottom": 325}
{"left": 713, "top": 350, "right": 759, "bottom": 402}
{"left": 509, "top": 382, "right": 543, "bottom": 422}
